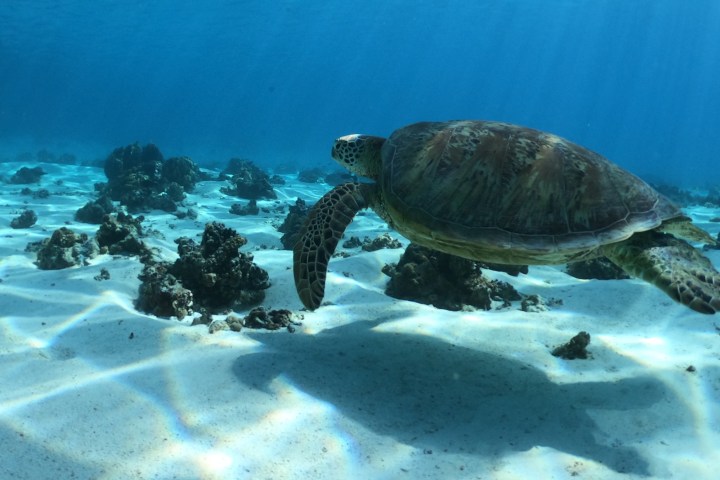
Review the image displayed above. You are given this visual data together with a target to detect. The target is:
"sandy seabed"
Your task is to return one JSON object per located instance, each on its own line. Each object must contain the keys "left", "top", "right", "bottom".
{"left": 1, "top": 161, "right": 719, "bottom": 480}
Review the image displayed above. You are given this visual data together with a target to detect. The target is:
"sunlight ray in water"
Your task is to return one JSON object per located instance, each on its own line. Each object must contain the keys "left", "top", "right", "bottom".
{"left": 2, "top": 289, "right": 138, "bottom": 350}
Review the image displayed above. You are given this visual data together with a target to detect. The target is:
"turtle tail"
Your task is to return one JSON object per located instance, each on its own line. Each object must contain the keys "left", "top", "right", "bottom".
{"left": 603, "top": 230, "right": 720, "bottom": 314}
{"left": 293, "top": 182, "right": 372, "bottom": 310}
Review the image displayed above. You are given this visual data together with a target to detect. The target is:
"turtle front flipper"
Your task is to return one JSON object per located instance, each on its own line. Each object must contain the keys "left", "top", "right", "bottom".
{"left": 602, "top": 230, "right": 720, "bottom": 314}
{"left": 293, "top": 182, "right": 374, "bottom": 310}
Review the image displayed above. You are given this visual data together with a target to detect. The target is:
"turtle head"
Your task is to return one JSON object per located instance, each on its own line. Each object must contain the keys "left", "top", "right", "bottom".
{"left": 331, "top": 134, "right": 385, "bottom": 180}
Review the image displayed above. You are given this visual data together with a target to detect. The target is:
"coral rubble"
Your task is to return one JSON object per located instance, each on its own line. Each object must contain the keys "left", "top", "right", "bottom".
{"left": 75, "top": 195, "right": 117, "bottom": 224}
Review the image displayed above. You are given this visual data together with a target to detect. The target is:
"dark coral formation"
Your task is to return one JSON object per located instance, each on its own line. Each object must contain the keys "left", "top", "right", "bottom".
{"left": 170, "top": 222, "right": 270, "bottom": 309}
{"left": 566, "top": 258, "right": 629, "bottom": 280}
{"left": 102, "top": 143, "right": 201, "bottom": 212}
{"left": 135, "top": 222, "right": 270, "bottom": 319}
{"left": 96, "top": 212, "right": 150, "bottom": 257}
{"left": 32, "top": 227, "right": 99, "bottom": 270}
{"left": 229, "top": 200, "right": 260, "bottom": 216}
{"left": 9, "top": 166, "right": 46, "bottom": 184}
{"left": 278, "top": 198, "right": 309, "bottom": 249}
{"left": 172, "top": 208, "right": 198, "bottom": 220}
{"left": 104, "top": 143, "right": 162, "bottom": 182}
{"left": 161, "top": 156, "right": 201, "bottom": 191}
{"left": 220, "top": 158, "right": 276, "bottom": 200}
{"left": 136, "top": 262, "right": 194, "bottom": 319}
{"left": 75, "top": 195, "right": 116, "bottom": 224}
{"left": 269, "top": 175, "right": 286, "bottom": 185}
{"left": 94, "top": 268, "right": 111, "bottom": 281}
{"left": 552, "top": 331, "right": 591, "bottom": 359}
{"left": 342, "top": 236, "right": 363, "bottom": 249}
{"left": 221, "top": 157, "right": 253, "bottom": 176}
{"left": 10, "top": 210, "right": 37, "bottom": 229}
{"left": 382, "top": 243, "right": 521, "bottom": 311}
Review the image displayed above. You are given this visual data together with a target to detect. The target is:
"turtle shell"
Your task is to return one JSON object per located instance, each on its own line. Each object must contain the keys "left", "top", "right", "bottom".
{"left": 380, "top": 120, "right": 681, "bottom": 263}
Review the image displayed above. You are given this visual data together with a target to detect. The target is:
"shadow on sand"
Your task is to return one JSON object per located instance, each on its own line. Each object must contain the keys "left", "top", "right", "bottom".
{"left": 233, "top": 319, "right": 672, "bottom": 476}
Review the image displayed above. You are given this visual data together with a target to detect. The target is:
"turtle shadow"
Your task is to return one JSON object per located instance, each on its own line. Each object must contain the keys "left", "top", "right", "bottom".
{"left": 0, "top": 422, "right": 102, "bottom": 479}
{"left": 233, "top": 319, "right": 671, "bottom": 475}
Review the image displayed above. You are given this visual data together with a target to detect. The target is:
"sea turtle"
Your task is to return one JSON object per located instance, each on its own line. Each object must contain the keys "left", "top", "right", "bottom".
{"left": 293, "top": 120, "right": 720, "bottom": 313}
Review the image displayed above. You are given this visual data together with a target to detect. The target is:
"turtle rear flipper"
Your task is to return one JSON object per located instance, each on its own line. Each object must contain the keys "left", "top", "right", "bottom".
{"left": 293, "top": 183, "right": 374, "bottom": 310}
{"left": 659, "top": 216, "right": 717, "bottom": 245}
{"left": 603, "top": 230, "right": 720, "bottom": 314}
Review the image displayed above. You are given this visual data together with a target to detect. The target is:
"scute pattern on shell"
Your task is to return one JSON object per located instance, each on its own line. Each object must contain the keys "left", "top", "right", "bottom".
{"left": 381, "top": 121, "right": 681, "bottom": 254}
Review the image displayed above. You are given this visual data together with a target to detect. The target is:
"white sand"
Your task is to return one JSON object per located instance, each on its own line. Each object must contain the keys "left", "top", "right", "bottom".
{"left": 1, "top": 161, "right": 719, "bottom": 479}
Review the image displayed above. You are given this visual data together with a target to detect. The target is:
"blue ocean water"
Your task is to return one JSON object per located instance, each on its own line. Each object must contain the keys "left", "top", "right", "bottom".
{"left": 1, "top": 0, "right": 719, "bottom": 185}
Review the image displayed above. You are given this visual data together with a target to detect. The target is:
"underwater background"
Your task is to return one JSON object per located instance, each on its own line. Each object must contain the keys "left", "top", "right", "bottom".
{"left": 3, "top": 2, "right": 720, "bottom": 478}
{"left": 1, "top": 0, "right": 719, "bottom": 185}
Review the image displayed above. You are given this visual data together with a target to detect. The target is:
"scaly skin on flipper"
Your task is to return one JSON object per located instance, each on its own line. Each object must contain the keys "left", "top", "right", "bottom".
{"left": 293, "top": 183, "right": 374, "bottom": 310}
{"left": 603, "top": 230, "right": 720, "bottom": 314}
